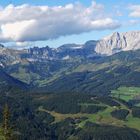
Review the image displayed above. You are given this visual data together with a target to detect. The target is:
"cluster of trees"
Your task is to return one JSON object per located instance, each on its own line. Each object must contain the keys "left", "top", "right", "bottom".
{"left": 97, "top": 97, "right": 120, "bottom": 107}
{"left": 132, "top": 107, "right": 140, "bottom": 118}
{"left": 81, "top": 105, "right": 106, "bottom": 114}
{"left": 75, "top": 122, "right": 140, "bottom": 140}
{"left": 39, "top": 93, "right": 108, "bottom": 114}
{"left": 111, "top": 109, "right": 129, "bottom": 120}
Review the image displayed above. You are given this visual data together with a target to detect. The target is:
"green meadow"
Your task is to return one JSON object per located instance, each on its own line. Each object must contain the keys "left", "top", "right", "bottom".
{"left": 111, "top": 87, "right": 140, "bottom": 101}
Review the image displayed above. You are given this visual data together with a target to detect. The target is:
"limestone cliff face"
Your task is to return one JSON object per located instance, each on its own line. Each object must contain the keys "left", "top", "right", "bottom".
{"left": 95, "top": 31, "right": 140, "bottom": 55}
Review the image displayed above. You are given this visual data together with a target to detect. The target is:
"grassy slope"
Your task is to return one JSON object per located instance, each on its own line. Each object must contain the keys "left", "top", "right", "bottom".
{"left": 111, "top": 87, "right": 140, "bottom": 101}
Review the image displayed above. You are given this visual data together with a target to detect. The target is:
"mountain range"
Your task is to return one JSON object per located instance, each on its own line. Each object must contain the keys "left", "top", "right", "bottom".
{"left": 0, "top": 31, "right": 140, "bottom": 94}
{"left": 1, "top": 31, "right": 140, "bottom": 66}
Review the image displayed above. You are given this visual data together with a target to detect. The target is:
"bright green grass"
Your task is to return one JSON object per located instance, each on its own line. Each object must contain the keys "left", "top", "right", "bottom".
{"left": 111, "top": 87, "right": 140, "bottom": 101}
{"left": 135, "top": 103, "right": 140, "bottom": 107}
{"left": 125, "top": 114, "right": 140, "bottom": 131}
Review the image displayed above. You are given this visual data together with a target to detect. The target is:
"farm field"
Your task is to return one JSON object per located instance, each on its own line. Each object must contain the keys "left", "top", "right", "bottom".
{"left": 111, "top": 87, "right": 140, "bottom": 101}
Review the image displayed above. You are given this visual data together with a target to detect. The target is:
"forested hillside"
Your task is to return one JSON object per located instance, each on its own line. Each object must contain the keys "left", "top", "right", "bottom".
{"left": 0, "top": 87, "right": 140, "bottom": 139}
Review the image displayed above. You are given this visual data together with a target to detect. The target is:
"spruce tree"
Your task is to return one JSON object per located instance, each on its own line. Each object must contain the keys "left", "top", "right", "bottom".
{"left": 2, "top": 104, "right": 13, "bottom": 140}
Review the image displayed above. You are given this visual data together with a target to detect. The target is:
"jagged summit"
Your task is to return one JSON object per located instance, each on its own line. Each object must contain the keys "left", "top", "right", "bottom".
{"left": 95, "top": 31, "right": 140, "bottom": 55}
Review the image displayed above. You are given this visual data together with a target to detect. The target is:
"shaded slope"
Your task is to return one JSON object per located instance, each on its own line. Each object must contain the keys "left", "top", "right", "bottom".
{"left": 0, "top": 68, "right": 28, "bottom": 92}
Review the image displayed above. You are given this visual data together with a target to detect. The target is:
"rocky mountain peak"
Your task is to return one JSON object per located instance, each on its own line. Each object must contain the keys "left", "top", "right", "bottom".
{"left": 95, "top": 31, "right": 140, "bottom": 55}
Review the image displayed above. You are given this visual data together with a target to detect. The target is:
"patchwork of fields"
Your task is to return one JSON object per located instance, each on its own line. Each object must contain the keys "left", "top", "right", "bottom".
{"left": 38, "top": 87, "right": 140, "bottom": 131}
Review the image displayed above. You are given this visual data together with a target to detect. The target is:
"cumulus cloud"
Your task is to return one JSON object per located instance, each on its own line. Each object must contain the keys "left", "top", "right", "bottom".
{"left": 129, "top": 5, "right": 140, "bottom": 17}
{"left": 0, "top": 1, "right": 120, "bottom": 43}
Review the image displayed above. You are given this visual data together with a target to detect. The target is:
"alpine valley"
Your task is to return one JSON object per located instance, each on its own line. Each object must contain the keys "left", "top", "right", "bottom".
{"left": 1, "top": 31, "right": 140, "bottom": 140}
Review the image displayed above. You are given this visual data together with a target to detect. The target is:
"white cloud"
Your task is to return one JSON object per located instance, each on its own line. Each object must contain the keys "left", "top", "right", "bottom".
{"left": 129, "top": 5, "right": 140, "bottom": 17}
{"left": 16, "top": 42, "right": 32, "bottom": 47}
{"left": 1, "top": 20, "right": 36, "bottom": 41}
{"left": 0, "top": 1, "right": 120, "bottom": 43}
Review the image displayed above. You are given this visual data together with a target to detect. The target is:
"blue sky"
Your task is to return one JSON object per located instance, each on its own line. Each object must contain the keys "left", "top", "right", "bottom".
{"left": 0, "top": 0, "right": 139, "bottom": 6}
{"left": 0, "top": 0, "right": 140, "bottom": 48}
